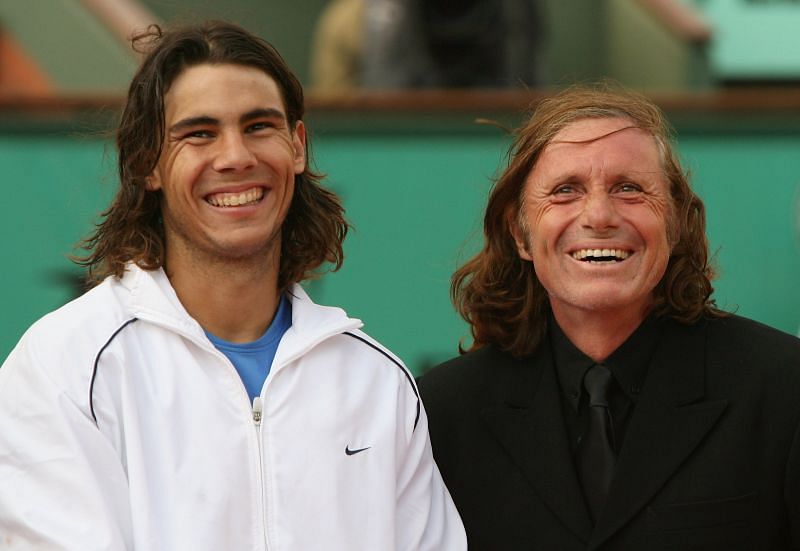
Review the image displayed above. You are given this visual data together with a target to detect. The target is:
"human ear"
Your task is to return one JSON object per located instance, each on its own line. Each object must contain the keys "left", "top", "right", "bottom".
{"left": 292, "top": 120, "right": 306, "bottom": 174}
{"left": 145, "top": 170, "right": 163, "bottom": 191}
{"left": 665, "top": 200, "right": 681, "bottom": 252}
{"left": 508, "top": 209, "right": 533, "bottom": 261}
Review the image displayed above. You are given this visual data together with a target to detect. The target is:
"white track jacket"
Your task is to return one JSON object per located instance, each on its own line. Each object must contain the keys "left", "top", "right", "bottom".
{"left": 0, "top": 265, "right": 466, "bottom": 550}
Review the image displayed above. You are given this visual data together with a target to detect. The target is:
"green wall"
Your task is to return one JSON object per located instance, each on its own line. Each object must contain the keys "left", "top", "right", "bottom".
{"left": 0, "top": 132, "right": 114, "bottom": 358}
{"left": 679, "top": 131, "right": 800, "bottom": 326}
{"left": 697, "top": 0, "right": 800, "bottom": 79}
{"left": 2, "top": 118, "right": 799, "bottom": 373}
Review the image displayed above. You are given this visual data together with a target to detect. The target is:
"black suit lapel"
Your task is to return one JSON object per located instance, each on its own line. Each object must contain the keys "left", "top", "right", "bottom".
{"left": 481, "top": 345, "right": 594, "bottom": 542}
{"left": 589, "top": 319, "right": 728, "bottom": 549}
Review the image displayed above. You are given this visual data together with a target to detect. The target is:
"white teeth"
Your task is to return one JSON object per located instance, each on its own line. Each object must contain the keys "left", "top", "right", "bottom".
{"left": 206, "top": 187, "right": 264, "bottom": 207}
{"left": 570, "top": 248, "right": 631, "bottom": 262}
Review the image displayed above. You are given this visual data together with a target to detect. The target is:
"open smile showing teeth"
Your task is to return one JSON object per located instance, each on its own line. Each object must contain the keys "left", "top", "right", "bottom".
{"left": 205, "top": 187, "right": 264, "bottom": 207}
{"left": 571, "top": 248, "right": 631, "bottom": 263}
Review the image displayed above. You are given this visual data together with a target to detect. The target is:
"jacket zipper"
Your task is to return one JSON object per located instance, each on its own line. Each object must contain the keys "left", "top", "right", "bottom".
{"left": 252, "top": 396, "right": 269, "bottom": 550}
{"left": 174, "top": 324, "right": 359, "bottom": 549}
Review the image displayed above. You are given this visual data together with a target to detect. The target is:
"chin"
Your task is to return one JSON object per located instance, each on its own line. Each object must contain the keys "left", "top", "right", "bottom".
{"left": 555, "top": 288, "right": 647, "bottom": 315}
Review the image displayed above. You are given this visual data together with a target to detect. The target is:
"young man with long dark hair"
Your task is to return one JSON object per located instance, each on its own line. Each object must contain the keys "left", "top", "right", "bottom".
{"left": 0, "top": 22, "right": 465, "bottom": 550}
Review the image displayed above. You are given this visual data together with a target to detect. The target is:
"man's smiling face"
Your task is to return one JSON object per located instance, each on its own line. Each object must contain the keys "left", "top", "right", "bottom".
{"left": 511, "top": 117, "right": 673, "bottom": 324}
{"left": 147, "top": 62, "right": 306, "bottom": 271}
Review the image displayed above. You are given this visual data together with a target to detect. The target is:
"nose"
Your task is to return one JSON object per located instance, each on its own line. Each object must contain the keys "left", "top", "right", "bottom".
{"left": 212, "top": 131, "right": 257, "bottom": 172}
{"left": 580, "top": 190, "right": 620, "bottom": 232}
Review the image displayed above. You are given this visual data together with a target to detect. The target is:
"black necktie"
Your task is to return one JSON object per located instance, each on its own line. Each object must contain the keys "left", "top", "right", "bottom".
{"left": 578, "top": 363, "right": 616, "bottom": 523}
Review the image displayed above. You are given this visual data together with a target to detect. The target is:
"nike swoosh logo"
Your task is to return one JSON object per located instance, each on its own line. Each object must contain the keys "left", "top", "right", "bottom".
{"left": 345, "top": 445, "right": 371, "bottom": 456}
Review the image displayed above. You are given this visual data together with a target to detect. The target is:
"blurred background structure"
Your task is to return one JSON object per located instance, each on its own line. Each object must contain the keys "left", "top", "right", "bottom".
{"left": 2, "top": 0, "right": 800, "bottom": 373}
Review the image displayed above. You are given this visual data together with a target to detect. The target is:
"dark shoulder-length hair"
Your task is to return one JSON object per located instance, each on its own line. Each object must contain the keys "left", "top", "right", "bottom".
{"left": 454, "top": 84, "right": 720, "bottom": 357}
{"left": 77, "top": 21, "right": 347, "bottom": 291}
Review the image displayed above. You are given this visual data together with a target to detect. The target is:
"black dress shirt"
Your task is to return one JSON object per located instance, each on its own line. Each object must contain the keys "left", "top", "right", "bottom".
{"left": 550, "top": 314, "right": 661, "bottom": 456}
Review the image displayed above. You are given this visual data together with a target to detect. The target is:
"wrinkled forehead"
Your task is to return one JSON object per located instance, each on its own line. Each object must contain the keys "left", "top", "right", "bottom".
{"left": 523, "top": 117, "right": 669, "bottom": 196}
{"left": 535, "top": 117, "right": 667, "bottom": 175}
{"left": 549, "top": 116, "right": 651, "bottom": 147}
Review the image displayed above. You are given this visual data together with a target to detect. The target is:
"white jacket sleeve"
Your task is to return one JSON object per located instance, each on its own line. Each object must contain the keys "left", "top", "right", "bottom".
{"left": 394, "top": 393, "right": 467, "bottom": 551}
{"left": 0, "top": 335, "right": 133, "bottom": 551}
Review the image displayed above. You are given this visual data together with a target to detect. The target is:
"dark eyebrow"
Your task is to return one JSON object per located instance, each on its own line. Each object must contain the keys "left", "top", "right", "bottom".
{"left": 168, "top": 108, "right": 288, "bottom": 135}
{"left": 240, "top": 108, "right": 287, "bottom": 125}
{"left": 168, "top": 116, "right": 218, "bottom": 135}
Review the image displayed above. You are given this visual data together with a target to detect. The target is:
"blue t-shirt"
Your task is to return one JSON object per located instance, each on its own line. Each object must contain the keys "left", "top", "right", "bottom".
{"left": 205, "top": 296, "right": 292, "bottom": 403}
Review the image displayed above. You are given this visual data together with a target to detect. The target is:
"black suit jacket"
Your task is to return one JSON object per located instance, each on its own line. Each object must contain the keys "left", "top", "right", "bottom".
{"left": 419, "top": 315, "right": 800, "bottom": 550}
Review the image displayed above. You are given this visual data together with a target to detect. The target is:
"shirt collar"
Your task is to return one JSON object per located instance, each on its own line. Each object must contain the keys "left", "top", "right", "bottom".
{"left": 551, "top": 313, "right": 662, "bottom": 412}
{"left": 550, "top": 316, "right": 594, "bottom": 413}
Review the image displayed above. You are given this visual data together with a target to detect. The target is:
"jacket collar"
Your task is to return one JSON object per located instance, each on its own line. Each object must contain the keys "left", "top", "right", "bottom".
{"left": 479, "top": 317, "right": 728, "bottom": 548}
{"left": 122, "top": 264, "right": 202, "bottom": 340}
{"left": 588, "top": 317, "right": 727, "bottom": 549}
{"left": 480, "top": 343, "right": 595, "bottom": 543}
{"left": 118, "top": 264, "right": 362, "bottom": 361}
{"left": 274, "top": 285, "right": 362, "bottom": 368}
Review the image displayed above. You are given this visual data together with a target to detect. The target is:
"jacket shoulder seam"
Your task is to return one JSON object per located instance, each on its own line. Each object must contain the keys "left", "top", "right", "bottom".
{"left": 89, "top": 318, "right": 138, "bottom": 424}
{"left": 342, "top": 331, "right": 420, "bottom": 431}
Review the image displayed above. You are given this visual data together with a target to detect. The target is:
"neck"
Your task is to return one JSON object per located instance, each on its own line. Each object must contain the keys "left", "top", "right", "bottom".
{"left": 551, "top": 302, "right": 651, "bottom": 363}
{"left": 165, "top": 246, "right": 282, "bottom": 343}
